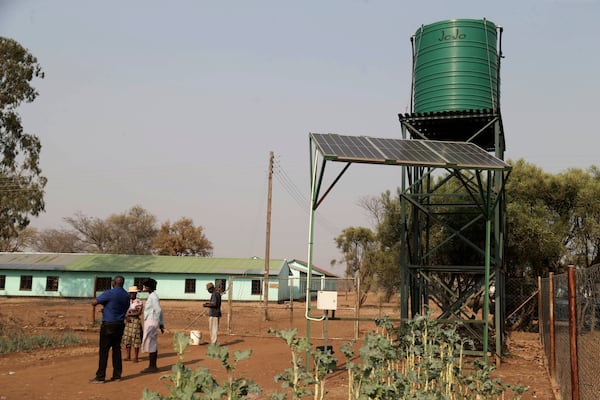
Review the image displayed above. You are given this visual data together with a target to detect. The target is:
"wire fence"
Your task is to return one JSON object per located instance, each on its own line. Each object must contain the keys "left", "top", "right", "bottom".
{"left": 221, "top": 275, "right": 559, "bottom": 341}
{"left": 222, "top": 276, "right": 399, "bottom": 342}
{"left": 539, "top": 264, "right": 600, "bottom": 400}
{"left": 216, "top": 270, "right": 599, "bottom": 399}
{"left": 505, "top": 277, "right": 539, "bottom": 332}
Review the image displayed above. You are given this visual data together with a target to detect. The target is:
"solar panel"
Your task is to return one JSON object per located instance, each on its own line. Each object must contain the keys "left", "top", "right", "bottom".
{"left": 310, "top": 133, "right": 508, "bottom": 170}
{"left": 310, "top": 134, "right": 385, "bottom": 161}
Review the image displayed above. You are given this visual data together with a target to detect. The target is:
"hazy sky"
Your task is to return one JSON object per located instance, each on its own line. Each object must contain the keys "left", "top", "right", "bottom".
{"left": 1, "top": 0, "right": 599, "bottom": 275}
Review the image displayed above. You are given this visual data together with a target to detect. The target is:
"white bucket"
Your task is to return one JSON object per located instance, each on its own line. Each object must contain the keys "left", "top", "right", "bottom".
{"left": 190, "top": 330, "right": 202, "bottom": 345}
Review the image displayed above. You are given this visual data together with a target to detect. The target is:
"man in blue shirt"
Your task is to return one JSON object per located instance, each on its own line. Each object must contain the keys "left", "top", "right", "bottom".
{"left": 90, "top": 275, "right": 130, "bottom": 383}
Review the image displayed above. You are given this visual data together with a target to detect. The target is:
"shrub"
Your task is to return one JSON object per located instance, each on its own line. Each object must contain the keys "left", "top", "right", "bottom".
{"left": 0, "top": 312, "right": 85, "bottom": 354}
{"left": 0, "top": 331, "right": 84, "bottom": 354}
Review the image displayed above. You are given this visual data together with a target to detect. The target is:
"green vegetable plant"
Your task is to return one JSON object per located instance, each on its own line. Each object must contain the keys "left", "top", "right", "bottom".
{"left": 341, "top": 312, "right": 528, "bottom": 399}
{"left": 140, "top": 332, "right": 261, "bottom": 400}
{"left": 268, "top": 327, "right": 336, "bottom": 400}
{"left": 141, "top": 315, "right": 527, "bottom": 400}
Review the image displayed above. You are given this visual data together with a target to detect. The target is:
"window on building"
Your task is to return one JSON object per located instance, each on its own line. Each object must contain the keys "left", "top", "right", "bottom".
{"left": 134, "top": 277, "right": 149, "bottom": 290}
{"left": 215, "top": 278, "right": 226, "bottom": 293}
{"left": 20, "top": 275, "right": 33, "bottom": 291}
{"left": 46, "top": 276, "right": 59, "bottom": 291}
{"left": 96, "top": 277, "right": 112, "bottom": 291}
{"left": 251, "top": 279, "right": 262, "bottom": 295}
{"left": 0, "top": 275, "right": 5, "bottom": 289}
{"left": 185, "top": 279, "right": 196, "bottom": 293}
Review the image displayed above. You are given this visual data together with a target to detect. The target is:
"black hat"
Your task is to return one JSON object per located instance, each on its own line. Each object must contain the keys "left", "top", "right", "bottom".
{"left": 143, "top": 278, "right": 157, "bottom": 290}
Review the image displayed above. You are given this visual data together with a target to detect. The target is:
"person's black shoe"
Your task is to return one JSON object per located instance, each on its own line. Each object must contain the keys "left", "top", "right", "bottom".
{"left": 89, "top": 378, "right": 105, "bottom": 384}
{"left": 109, "top": 377, "right": 121, "bottom": 382}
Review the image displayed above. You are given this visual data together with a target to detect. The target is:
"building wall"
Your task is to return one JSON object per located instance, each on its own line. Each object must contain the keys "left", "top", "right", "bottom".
{"left": 0, "top": 270, "right": 95, "bottom": 298}
{"left": 0, "top": 271, "right": 281, "bottom": 301}
{"left": 0, "top": 258, "right": 334, "bottom": 301}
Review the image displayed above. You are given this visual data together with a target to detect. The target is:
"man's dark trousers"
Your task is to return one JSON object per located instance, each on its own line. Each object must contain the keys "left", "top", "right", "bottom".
{"left": 95, "top": 321, "right": 125, "bottom": 380}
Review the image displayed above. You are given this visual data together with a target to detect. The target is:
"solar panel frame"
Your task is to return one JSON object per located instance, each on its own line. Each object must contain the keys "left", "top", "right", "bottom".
{"left": 311, "top": 134, "right": 385, "bottom": 162}
{"left": 310, "top": 133, "right": 508, "bottom": 170}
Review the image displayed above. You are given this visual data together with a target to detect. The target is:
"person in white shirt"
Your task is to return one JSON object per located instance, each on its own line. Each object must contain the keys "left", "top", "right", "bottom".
{"left": 140, "top": 278, "right": 164, "bottom": 373}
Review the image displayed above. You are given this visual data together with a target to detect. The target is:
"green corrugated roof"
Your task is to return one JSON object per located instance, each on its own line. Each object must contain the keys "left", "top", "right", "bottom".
{"left": 0, "top": 253, "right": 286, "bottom": 275}
{"left": 0, "top": 252, "right": 82, "bottom": 266}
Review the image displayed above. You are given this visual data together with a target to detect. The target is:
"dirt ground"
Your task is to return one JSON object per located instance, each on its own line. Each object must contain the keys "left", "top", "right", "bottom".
{"left": 0, "top": 297, "right": 558, "bottom": 400}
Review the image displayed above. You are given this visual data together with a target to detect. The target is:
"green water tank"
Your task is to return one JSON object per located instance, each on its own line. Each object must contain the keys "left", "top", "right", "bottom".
{"left": 412, "top": 19, "right": 500, "bottom": 113}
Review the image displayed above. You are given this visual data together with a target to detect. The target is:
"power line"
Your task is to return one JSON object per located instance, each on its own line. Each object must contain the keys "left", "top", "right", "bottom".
{"left": 272, "top": 154, "right": 342, "bottom": 237}
{"left": 0, "top": 187, "right": 44, "bottom": 193}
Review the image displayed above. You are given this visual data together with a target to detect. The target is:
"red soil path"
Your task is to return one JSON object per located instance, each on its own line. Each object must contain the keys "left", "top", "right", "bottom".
{"left": 0, "top": 298, "right": 557, "bottom": 399}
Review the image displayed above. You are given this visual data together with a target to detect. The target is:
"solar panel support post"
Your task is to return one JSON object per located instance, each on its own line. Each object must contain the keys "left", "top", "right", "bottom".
{"left": 482, "top": 175, "right": 493, "bottom": 364}
{"left": 305, "top": 141, "right": 327, "bottom": 369}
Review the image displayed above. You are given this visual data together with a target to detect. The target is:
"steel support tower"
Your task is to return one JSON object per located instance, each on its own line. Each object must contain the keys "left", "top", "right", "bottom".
{"left": 397, "top": 109, "right": 508, "bottom": 358}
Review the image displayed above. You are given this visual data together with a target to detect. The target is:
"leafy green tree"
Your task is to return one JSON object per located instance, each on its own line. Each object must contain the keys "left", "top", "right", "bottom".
{"left": 152, "top": 217, "right": 213, "bottom": 256}
{"left": 338, "top": 158, "right": 600, "bottom": 305}
{"left": 363, "top": 181, "right": 486, "bottom": 303}
{"left": 335, "top": 226, "right": 377, "bottom": 305}
{"left": 372, "top": 190, "right": 403, "bottom": 250}
{"left": 504, "top": 159, "right": 566, "bottom": 276}
{"left": 106, "top": 205, "right": 157, "bottom": 254}
{"left": 370, "top": 246, "right": 400, "bottom": 302}
{"left": 346, "top": 191, "right": 403, "bottom": 301}
{"left": 0, "top": 37, "right": 47, "bottom": 241}
{"left": 558, "top": 166, "right": 600, "bottom": 267}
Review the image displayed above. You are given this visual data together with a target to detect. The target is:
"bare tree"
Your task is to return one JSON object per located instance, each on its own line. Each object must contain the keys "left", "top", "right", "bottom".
{"left": 32, "top": 228, "right": 87, "bottom": 253}
{"left": 64, "top": 211, "right": 113, "bottom": 253}
{"left": 357, "top": 195, "right": 385, "bottom": 227}
{"left": 64, "top": 206, "right": 158, "bottom": 255}
{"left": 0, "top": 226, "right": 37, "bottom": 251}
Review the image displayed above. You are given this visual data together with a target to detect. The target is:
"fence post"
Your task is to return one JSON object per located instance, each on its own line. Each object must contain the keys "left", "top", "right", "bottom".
{"left": 355, "top": 275, "right": 360, "bottom": 340}
{"left": 289, "top": 277, "right": 294, "bottom": 326}
{"left": 567, "top": 265, "right": 580, "bottom": 400}
{"left": 537, "top": 276, "right": 542, "bottom": 340}
{"left": 549, "top": 272, "right": 555, "bottom": 380}
{"left": 227, "top": 276, "right": 232, "bottom": 335}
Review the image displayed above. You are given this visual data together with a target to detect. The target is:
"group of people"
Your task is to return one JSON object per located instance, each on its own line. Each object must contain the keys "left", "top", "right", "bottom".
{"left": 90, "top": 276, "right": 221, "bottom": 383}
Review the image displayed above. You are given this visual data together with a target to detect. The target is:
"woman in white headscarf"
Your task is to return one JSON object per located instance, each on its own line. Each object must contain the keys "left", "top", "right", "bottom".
{"left": 140, "top": 278, "right": 164, "bottom": 373}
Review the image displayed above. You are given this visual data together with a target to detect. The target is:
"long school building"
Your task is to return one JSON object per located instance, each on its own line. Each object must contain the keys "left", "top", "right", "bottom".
{"left": 0, "top": 253, "right": 338, "bottom": 302}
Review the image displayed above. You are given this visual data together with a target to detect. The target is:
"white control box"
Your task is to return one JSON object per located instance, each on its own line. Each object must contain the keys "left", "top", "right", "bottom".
{"left": 316, "top": 290, "right": 337, "bottom": 310}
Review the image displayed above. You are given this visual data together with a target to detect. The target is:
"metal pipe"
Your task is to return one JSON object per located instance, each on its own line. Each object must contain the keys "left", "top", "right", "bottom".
{"left": 305, "top": 143, "right": 324, "bottom": 323}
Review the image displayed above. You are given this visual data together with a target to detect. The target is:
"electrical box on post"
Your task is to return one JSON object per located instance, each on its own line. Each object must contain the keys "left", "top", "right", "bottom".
{"left": 317, "top": 291, "right": 337, "bottom": 310}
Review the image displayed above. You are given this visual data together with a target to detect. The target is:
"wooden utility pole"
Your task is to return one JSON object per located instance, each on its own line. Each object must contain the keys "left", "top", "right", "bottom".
{"left": 264, "top": 151, "right": 274, "bottom": 321}
{"left": 92, "top": 275, "right": 97, "bottom": 325}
